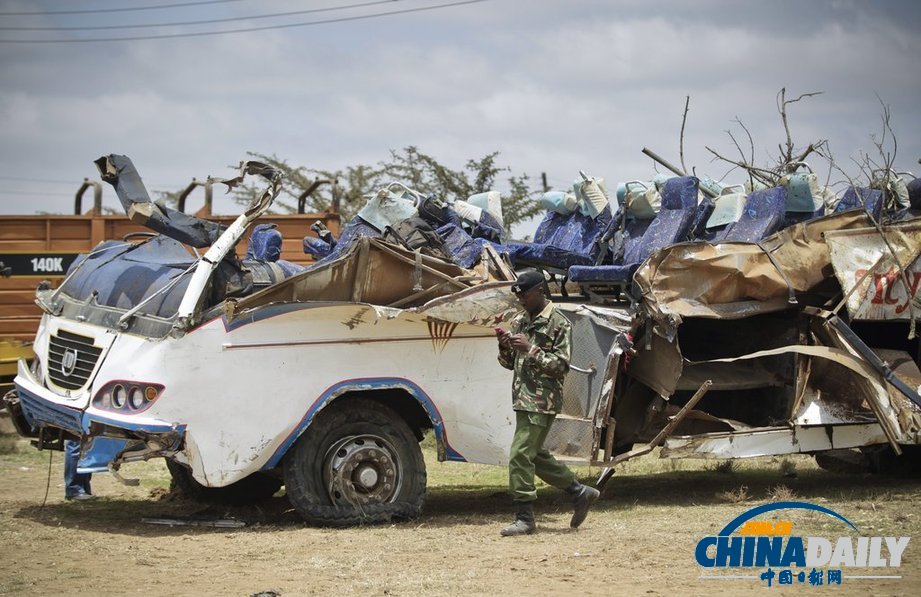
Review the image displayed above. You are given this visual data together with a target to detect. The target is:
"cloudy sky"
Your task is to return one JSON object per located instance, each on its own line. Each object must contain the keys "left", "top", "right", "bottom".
{"left": 1, "top": 0, "right": 919, "bottom": 231}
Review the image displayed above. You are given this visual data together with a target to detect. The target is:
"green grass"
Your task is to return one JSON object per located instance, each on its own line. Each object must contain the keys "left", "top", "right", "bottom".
{"left": 0, "top": 433, "right": 20, "bottom": 455}
{"left": 5, "top": 430, "right": 921, "bottom": 534}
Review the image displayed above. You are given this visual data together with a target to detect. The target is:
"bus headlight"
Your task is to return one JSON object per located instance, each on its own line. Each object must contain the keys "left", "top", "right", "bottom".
{"left": 93, "top": 380, "right": 164, "bottom": 414}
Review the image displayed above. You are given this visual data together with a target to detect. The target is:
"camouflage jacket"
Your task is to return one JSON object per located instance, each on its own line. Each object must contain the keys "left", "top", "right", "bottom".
{"left": 497, "top": 302, "right": 572, "bottom": 414}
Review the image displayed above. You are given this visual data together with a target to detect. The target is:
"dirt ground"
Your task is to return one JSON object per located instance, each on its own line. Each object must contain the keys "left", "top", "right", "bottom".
{"left": 1, "top": 433, "right": 920, "bottom": 596}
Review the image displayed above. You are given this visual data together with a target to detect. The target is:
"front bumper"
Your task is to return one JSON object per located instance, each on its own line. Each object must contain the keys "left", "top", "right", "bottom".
{"left": 14, "top": 357, "right": 185, "bottom": 447}
{"left": 18, "top": 383, "right": 83, "bottom": 435}
{"left": 15, "top": 358, "right": 84, "bottom": 435}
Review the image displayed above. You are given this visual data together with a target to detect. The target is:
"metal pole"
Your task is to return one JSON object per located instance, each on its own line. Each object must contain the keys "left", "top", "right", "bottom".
{"left": 74, "top": 178, "right": 102, "bottom": 215}
{"left": 177, "top": 178, "right": 213, "bottom": 215}
{"left": 641, "top": 147, "right": 718, "bottom": 198}
{"left": 297, "top": 179, "right": 332, "bottom": 214}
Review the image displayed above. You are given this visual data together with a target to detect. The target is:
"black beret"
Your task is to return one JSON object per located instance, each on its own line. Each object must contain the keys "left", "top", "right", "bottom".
{"left": 512, "top": 269, "right": 544, "bottom": 294}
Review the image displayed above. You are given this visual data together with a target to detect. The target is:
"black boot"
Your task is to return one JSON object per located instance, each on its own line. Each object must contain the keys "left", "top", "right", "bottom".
{"left": 567, "top": 481, "right": 600, "bottom": 529}
{"left": 500, "top": 502, "right": 536, "bottom": 537}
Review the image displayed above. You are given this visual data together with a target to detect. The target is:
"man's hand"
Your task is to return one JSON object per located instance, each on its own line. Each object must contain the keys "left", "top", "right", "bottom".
{"left": 507, "top": 333, "right": 532, "bottom": 354}
{"left": 495, "top": 327, "right": 511, "bottom": 348}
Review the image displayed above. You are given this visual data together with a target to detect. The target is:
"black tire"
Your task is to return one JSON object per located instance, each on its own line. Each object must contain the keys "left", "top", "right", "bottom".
{"left": 814, "top": 449, "right": 870, "bottom": 474}
{"left": 166, "top": 459, "right": 283, "bottom": 505}
{"left": 283, "top": 397, "right": 426, "bottom": 527}
{"left": 862, "top": 445, "right": 921, "bottom": 475}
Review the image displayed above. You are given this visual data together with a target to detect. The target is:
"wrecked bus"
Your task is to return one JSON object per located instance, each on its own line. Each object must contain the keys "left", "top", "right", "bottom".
{"left": 4, "top": 155, "right": 626, "bottom": 524}
{"left": 6, "top": 154, "right": 921, "bottom": 525}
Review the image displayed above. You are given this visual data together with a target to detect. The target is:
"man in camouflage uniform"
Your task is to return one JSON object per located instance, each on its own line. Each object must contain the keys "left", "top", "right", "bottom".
{"left": 496, "top": 269, "right": 600, "bottom": 536}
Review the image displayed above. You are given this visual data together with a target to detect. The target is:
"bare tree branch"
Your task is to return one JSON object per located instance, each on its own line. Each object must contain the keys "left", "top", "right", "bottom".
{"left": 735, "top": 117, "right": 756, "bottom": 162}
{"left": 726, "top": 129, "right": 747, "bottom": 163}
{"left": 791, "top": 142, "right": 822, "bottom": 166}
{"left": 776, "top": 87, "right": 823, "bottom": 167}
{"left": 679, "top": 95, "right": 690, "bottom": 174}
{"left": 849, "top": 154, "right": 872, "bottom": 182}
{"left": 726, "top": 129, "right": 754, "bottom": 189}
{"left": 705, "top": 146, "right": 775, "bottom": 185}
{"left": 732, "top": 116, "right": 756, "bottom": 189}
{"left": 814, "top": 141, "right": 836, "bottom": 187}
{"left": 717, "top": 163, "right": 740, "bottom": 182}
{"left": 785, "top": 91, "right": 825, "bottom": 105}
{"left": 708, "top": 88, "right": 826, "bottom": 186}
{"left": 873, "top": 96, "right": 897, "bottom": 172}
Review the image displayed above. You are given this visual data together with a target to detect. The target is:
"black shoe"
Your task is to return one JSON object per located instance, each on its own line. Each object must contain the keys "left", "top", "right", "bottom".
{"left": 500, "top": 518, "right": 536, "bottom": 536}
{"left": 570, "top": 484, "right": 600, "bottom": 528}
{"left": 500, "top": 502, "right": 536, "bottom": 536}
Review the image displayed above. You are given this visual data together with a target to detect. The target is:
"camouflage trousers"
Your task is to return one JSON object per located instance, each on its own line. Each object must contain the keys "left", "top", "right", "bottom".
{"left": 508, "top": 410, "right": 576, "bottom": 503}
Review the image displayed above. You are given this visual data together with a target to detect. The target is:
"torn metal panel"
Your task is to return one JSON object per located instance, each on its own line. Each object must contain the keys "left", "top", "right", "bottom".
{"left": 661, "top": 423, "right": 892, "bottom": 459}
{"left": 545, "top": 306, "right": 628, "bottom": 460}
{"left": 677, "top": 359, "right": 787, "bottom": 391}
{"left": 671, "top": 409, "right": 750, "bottom": 432}
{"left": 589, "top": 324, "right": 634, "bottom": 459}
{"left": 142, "top": 516, "right": 245, "bottom": 528}
{"left": 873, "top": 348, "right": 921, "bottom": 436}
{"left": 95, "top": 154, "right": 225, "bottom": 248}
{"left": 627, "top": 328, "right": 683, "bottom": 398}
{"left": 599, "top": 380, "right": 712, "bottom": 483}
{"left": 794, "top": 392, "right": 877, "bottom": 426}
{"left": 415, "top": 283, "right": 518, "bottom": 325}
{"left": 599, "top": 308, "right": 918, "bottom": 466}
{"left": 174, "top": 164, "right": 281, "bottom": 325}
{"left": 634, "top": 211, "right": 875, "bottom": 321}
{"left": 826, "top": 221, "right": 921, "bottom": 321}
{"left": 816, "top": 309, "right": 921, "bottom": 409}
{"left": 619, "top": 396, "right": 748, "bottom": 448}
{"left": 810, "top": 314, "right": 921, "bottom": 446}
{"left": 609, "top": 299, "right": 921, "bottom": 464}
{"left": 226, "top": 237, "right": 518, "bottom": 326}
{"left": 96, "top": 155, "right": 282, "bottom": 250}
{"left": 695, "top": 339, "right": 904, "bottom": 451}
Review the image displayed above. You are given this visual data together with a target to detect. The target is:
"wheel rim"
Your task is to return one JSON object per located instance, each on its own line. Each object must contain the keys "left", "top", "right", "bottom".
{"left": 323, "top": 434, "right": 403, "bottom": 506}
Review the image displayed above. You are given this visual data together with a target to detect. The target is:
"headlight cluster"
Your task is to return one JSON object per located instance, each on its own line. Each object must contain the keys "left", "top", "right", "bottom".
{"left": 94, "top": 381, "right": 164, "bottom": 414}
{"left": 29, "top": 355, "right": 44, "bottom": 385}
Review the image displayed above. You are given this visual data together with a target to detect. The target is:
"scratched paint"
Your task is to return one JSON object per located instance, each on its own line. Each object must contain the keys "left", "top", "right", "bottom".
{"left": 827, "top": 222, "right": 921, "bottom": 321}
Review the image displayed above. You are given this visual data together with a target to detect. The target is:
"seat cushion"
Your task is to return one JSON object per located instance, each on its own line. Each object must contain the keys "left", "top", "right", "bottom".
{"left": 716, "top": 187, "right": 786, "bottom": 243}
{"left": 303, "top": 236, "right": 332, "bottom": 258}
{"left": 247, "top": 223, "right": 283, "bottom": 262}
{"left": 660, "top": 176, "right": 700, "bottom": 210}
{"left": 506, "top": 242, "right": 596, "bottom": 269}
{"left": 836, "top": 187, "right": 883, "bottom": 220}
{"left": 716, "top": 214, "right": 783, "bottom": 243}
{"left": 436, "top": 223, "right": 481, "bottom": 269}
{"left": 276, "top": 259, "right": 306, "bottom": 277}
{"left": 508, "top": 207, "right": 612, "bottom": 269}
{"left": 568, "top": 263, "right": 639, "bottom": 283}
{"left": 307, "top": 217, "right": 381, "bottom": 269}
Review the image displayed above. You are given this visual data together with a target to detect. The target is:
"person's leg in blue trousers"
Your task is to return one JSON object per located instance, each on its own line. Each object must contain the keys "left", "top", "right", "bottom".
{"left": 64, "top": 439, "right": 92, "bottom": 499}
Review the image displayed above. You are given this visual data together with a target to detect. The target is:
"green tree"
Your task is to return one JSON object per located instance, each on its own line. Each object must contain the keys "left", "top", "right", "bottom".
{"left": 226, "top": 147, "right": 543, "bottom": 230}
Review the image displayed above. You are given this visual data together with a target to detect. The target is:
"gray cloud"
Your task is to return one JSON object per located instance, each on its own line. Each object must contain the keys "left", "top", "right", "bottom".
{"left": 0, "top": 0, "right": 919, "bottom": 224}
